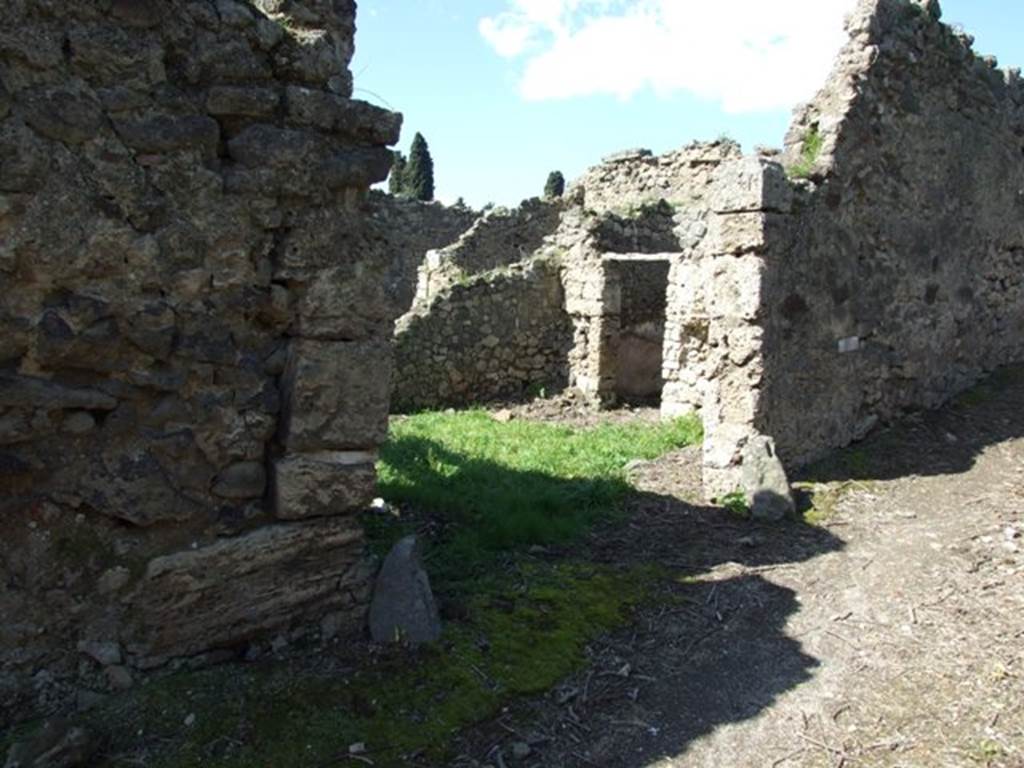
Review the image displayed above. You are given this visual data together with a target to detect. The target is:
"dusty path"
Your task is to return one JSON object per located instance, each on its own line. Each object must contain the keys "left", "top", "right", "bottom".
{"left": 457, "top": 369, "right": 1024, "bottom": 768}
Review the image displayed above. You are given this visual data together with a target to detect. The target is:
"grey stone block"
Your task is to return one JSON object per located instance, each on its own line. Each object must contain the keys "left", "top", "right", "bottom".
{"left": 369, "top": 536, "right": 441, "bottom": 646}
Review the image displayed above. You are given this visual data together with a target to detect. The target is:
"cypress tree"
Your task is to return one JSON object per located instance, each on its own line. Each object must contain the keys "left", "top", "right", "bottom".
{"left": 544, "top": 170, "right": 565, "bottom": 199}
{"left": 406, "top": 132, "right": 435, "bottom": 202}
{"left": 389, "top": 151, "right": 408, "bottom": 196}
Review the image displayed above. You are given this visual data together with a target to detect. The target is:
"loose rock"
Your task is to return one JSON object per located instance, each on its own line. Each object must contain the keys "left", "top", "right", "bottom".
{"left": 369, "top": 535, "right": 442, "bottom": 645}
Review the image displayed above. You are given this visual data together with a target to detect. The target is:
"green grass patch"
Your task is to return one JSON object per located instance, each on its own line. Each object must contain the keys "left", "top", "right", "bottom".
{"left": 378, "top": 410, "right": 702, "bottom": 585}
{"left": 11, "top": 411, "right": 699, "bottom": 767}
{"left": 80, "top": 563, "right": 657, "bottom": 768}
{"left": 720, "top": 490, "right": 751, "bottom": 519}
{"left": 797, "top": 481, "right": 850, "bottom": 525}
{"left": 788, "top": 125, "right": 824, "bottom": 179}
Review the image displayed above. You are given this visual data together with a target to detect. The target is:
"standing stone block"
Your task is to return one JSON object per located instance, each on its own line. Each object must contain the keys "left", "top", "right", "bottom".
{"left": 369, "top": 536, "right": 441, "bottom": 645}
{"left": 272, "top": 453, "right": 377, "bottom": 520}
{"left": 709, "top": 256, "right": 765, "bottom": 321}
{"left": 706, "top": 212, "right": 774, "bottom": 256}
{"left": 702, "top": 426, "right": 794, "bottom": 522}
{"left": 741, "top": 435, "right": 796, "bottom": 522}
{"left": 280, "top": 339, "right": 392, "bottom": 452}
{"left": 711, "top": 157, "right": 793, "bottom": 214}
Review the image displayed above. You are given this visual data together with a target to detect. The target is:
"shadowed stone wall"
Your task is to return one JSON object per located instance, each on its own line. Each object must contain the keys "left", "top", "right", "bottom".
{"left": 0, "top": 0, "right": 399, "bottom": 722}
{"left": 762, "top": 0, "right": 1024, "bottom": 465}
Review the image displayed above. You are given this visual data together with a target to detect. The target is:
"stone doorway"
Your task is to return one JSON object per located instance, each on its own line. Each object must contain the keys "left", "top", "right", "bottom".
{"left": 603, "top": 254, "right": 672, "bottom": 406}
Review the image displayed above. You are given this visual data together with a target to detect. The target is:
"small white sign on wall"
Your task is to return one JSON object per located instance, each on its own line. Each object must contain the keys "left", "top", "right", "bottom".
{"left": 838, "top": 336, "right": 861, "bottom": 354}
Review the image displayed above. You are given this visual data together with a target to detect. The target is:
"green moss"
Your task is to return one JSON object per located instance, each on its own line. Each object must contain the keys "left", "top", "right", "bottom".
{"left": 81, "top": 563, "right": 659, "bottom": 768}
{"left": 720, "top": 490, "right": 750, "bottom": 518}
{"left": 798, "top": 479, "right": 878, "bottom": 526}
{"left": 797, "top": 482, "right": 846, "bottom": 525}
{"left": 788, "top": 126, "right": 824, "bottom": 180}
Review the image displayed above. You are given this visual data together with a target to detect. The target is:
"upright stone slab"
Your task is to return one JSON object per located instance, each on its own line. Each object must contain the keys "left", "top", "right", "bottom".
{"left": 369, "top": 536, "right": 442, "bottom": 645}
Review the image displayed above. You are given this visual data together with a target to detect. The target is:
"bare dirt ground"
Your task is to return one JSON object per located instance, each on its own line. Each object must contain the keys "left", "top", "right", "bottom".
{"left": 453, "top": 368, "right": 1024, "bottom": 768}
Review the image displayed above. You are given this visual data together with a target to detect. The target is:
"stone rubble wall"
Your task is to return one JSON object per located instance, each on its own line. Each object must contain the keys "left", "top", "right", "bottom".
{"left": 392, "top": 258, "right": 571, "bottom": 412}
{"left": 569, "top": 142, "right": 743, "bottom": 215}
{"left": 760, "top": 0, "right": 1024, "bottom": 466}
{"left": 560, "top": 144, "right": 739, "bottom": 406}
{"left": 591, "top": 203, "right": 681, "bottom": 254}
{"left": 365, "top": 192, "right": 479, "bottom": 315}
{"left": 0, "top": 0, "right": 399, "bottom": 723}
{"left": 700, "top": 0, "right": 1024, "bottom": 500}
{"left": 412, "top": 197, "right": 561, "bottom": 304}
{"left": 389, "top": 145, "right": 740, "bottom": 414}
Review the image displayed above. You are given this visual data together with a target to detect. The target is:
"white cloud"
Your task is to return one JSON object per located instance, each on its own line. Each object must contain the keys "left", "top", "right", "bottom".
{"left": 479, "top": 0, "right": 854, "bottom": 113}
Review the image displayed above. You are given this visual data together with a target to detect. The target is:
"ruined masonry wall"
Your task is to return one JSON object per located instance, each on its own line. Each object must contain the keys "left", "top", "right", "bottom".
{"left": 569, "top": 143, "right": 743, "bottom": 215}
{"left": 700, "top": 0, "right": 1024, "bottom": 501}
{"left": 563, "top": 143, "right": 739, "bottom": 406}
{"left": 413, "top": 198, "right": 561, "bottom": 304}
{"left": 763, "top": 0, "right": 1024, "bottom": 466}
{"left": 367, "top": 192, "right": 479, "bottom": 315}
{"left": 392, "top": 260, "right": 572, "bottom": 412}
{"left": 0, "top": 0, "right": 399, "bottom": 723}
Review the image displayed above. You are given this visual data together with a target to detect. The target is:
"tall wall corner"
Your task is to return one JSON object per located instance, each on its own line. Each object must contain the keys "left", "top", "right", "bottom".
{"left": 0, "top": 0, "right": 402, "bottom": 722}
{"left": 693, "top": 157, "right": 797, "bottom": 519}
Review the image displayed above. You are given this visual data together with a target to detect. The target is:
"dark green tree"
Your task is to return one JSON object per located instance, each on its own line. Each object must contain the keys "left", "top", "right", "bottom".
{"left": 388, "top": 151, "right": 408, "bottom": 196}
{"left": 405, "top": 132, "right": 435, "bottom": 202}
{"left": 543, "top": 170, "right": 565, "bottom": 199}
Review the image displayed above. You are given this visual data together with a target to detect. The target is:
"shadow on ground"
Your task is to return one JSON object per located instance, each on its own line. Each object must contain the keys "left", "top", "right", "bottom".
{"left": 799, "top": 364, "right": 1024, "bottom": 485}
{"left": 4, "top": 427, "right": 845, "bottom": 768}
{"left": 450, "top": 477, "right": 844, "bottom": 767}
{"left": 22, "top": 363, "right": 1023, "bottom": 766}
{"left": 453, "top": 365, "right": 1024, "bottom": 767}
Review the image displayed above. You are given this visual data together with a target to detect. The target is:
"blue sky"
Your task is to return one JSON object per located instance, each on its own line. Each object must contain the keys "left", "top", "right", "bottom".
{"left": 351, "top": 1, "right": 1023, "bottom": 207}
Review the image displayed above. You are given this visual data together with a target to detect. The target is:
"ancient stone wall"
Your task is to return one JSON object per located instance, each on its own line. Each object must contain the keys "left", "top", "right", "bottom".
{"left": 562, "top": 143, "right": 739, "bottom": 406}
{"left": 366, "top": 192, "right": 478, "bottom": 315}
{"left": 413, "top": 198, "right": 561, "bottom": 303}
{"left": 698, "top": 0, "right": 1024, "bottom": 503}
{"left": 0, "top": 0, "right": 399, "bottom": 722}
{"left": 392, "top": 258, "right": 571, "bottom": 411}
{"left": 570, "top": 143, "right": 743, "bottom": 215}
{"left": 760, "top": 0, "right": 1024, "bottom": 466}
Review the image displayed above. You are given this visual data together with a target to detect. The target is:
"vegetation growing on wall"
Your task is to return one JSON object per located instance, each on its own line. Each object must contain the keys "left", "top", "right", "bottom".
{"left": 788, "top": 125, "right": 824, "bottom": 179}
